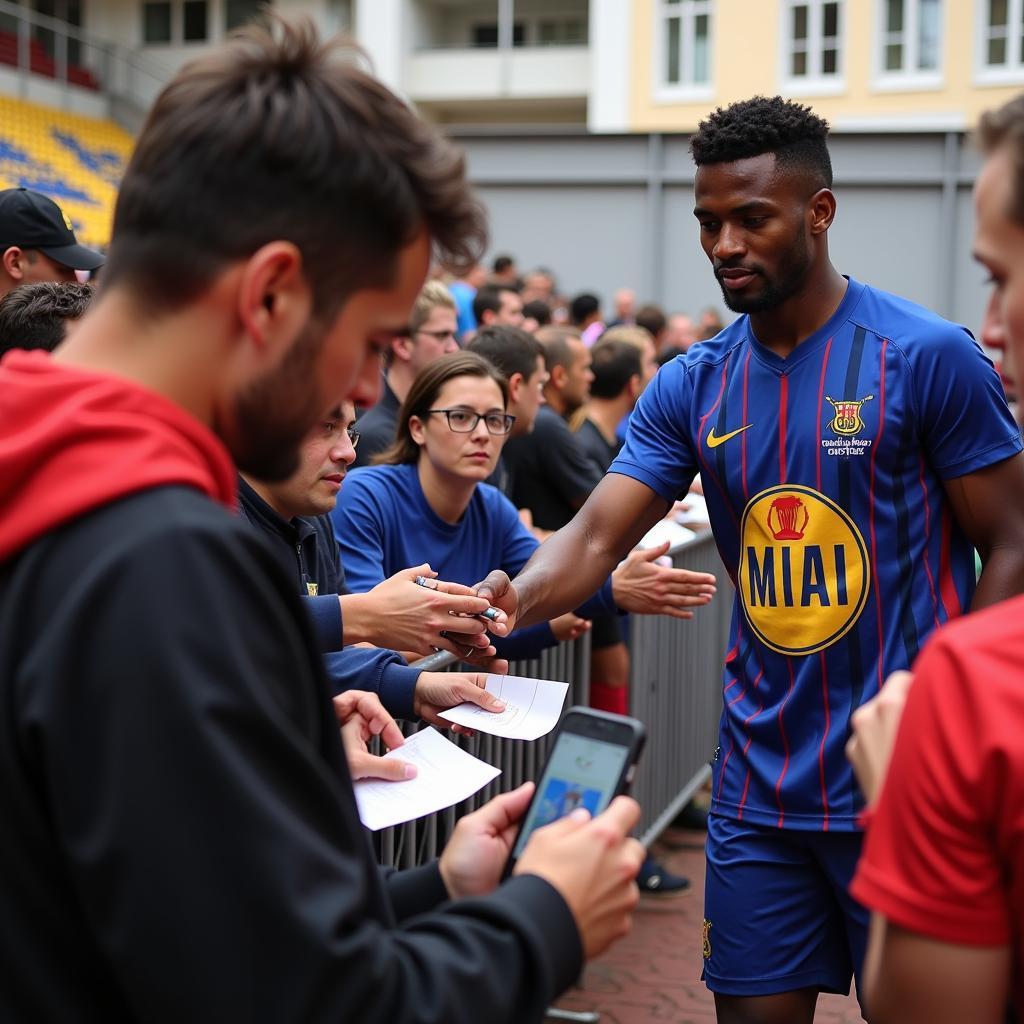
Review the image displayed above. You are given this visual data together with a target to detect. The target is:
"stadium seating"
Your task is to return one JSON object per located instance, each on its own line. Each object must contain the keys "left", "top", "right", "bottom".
{"left": 0, "top": 94, "right": 133, "bottom": 249}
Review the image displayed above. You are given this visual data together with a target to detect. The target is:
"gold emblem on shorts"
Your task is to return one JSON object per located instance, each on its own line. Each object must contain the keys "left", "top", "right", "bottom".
{"left": 306, "top": 582, "right": 319, "bottom": 596}
{"left": 702, "top": 919, "right": 712, "bottom": 959}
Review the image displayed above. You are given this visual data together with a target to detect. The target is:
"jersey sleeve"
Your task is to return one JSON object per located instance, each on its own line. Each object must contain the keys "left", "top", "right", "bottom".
{"left": 906, "top": 325, "right": 1023, "bottom": 479}
{"left": 850, "top": 634, "right": 1012, "bottom": 946}
{"left": 609, "top": 358, "right": 698, "bottom": 504}
{"left": 331, "top": 471, "right": 389, "bottom": 592}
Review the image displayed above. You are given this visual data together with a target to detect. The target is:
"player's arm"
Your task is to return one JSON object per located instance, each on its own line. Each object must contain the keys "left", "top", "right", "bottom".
{"left": 942, "top": 451, "right": 1024, "bottom": 609}
{"left": 480, "top": 473, "right": 671, "bottom": 630}
{"left": 864, "top": 917, "right": 1011, "bottom": 1024}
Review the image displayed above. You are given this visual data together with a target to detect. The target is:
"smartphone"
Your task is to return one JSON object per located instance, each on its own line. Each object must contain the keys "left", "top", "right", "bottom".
{"left": 504, "top": 706, "right": 646, "bottom": 876}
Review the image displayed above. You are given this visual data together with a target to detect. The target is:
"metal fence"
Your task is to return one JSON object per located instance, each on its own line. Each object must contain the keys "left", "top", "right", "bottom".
{"left": 375, "top": 529, "right": 730, "bottom": 869}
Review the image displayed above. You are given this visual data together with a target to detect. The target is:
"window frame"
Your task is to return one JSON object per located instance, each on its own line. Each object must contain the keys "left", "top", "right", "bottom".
{"left": 653, "top": 0, "right": 714, "bottom": 104}
{"left": 779, "top": 0, "right": 847, "bottom": 97}
{"left": 872, "top": 0, "right": 944, "bottom": 92}
{"left": 976, "top": 0, "right": 1024, "bottom": 85}
{"left": 141, "top": 0, "right": 172, "bottom": 45}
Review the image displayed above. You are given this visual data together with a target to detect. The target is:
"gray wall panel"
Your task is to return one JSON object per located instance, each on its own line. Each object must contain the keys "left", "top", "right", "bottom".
{"left": 458, "top": 130, "right": 994, "bottom": 347}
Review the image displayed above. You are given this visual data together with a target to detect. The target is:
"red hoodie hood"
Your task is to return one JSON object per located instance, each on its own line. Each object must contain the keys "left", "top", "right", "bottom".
{"left": 0, "top": 350, "right": 237, "bottom": 562}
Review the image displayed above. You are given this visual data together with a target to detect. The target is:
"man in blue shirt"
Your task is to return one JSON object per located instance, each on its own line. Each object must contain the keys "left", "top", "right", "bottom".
{"left": 241, "top": 400, "right": 506, "bottom": 728}
{"left": 476, "top": 96, "right": 1024, "bottom": 1024}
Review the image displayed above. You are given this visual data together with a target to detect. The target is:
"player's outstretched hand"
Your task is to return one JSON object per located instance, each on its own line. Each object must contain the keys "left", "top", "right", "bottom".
{"left": 414, "top": 671, "right": 506, "bottom": 733}
{"left": 474, "top": 569, "right": 521, "bottom": 632}
{"left": 846, "top": 670, "right": 914, "bottom": 806}
{"left": 439, "top": 782, "right": 535, "bottom": 899}
{"left": 333, "top": 690, "right": 415, "bottom": 782}
{"left": 611, "top": 541, "right": 717, "bottom": 618}
{"left": 515, "top": 796, "right": 645, "bottom": 959}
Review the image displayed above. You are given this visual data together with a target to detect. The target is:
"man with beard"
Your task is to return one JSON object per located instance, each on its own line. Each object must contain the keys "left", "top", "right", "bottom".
{"left": 473, "top": 95, "right": 1024, "bottom": 1023}
{"left": 0, "top": 19, "right": 646, "bottom": 1023}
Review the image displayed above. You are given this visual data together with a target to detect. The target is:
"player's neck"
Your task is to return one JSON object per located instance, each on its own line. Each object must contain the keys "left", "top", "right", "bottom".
{"left": 748, "top": 263, "right": 848, "bottom": 359}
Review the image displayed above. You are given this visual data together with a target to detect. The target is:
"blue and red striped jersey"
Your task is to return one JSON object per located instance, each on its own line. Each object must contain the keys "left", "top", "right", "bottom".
{"left": 611, "top": 278, "right": 1023, "bottom": 831}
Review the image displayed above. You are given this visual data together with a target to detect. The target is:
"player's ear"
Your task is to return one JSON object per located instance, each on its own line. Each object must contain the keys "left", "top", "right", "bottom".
{"left": 809, "top": 188, "right": 837, "bottom": 236}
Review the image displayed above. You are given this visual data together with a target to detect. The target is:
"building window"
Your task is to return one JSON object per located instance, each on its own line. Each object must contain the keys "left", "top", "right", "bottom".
{"left": 471, "top": 22, "right": 525, "bottom": 48}
{"left": 879, "top": 0, "right": 941, "bottom": 76}
{"left": 183, "top": 0, "right": 207, "bottom": 40}
{"left": 784, "top": 0, "right": 843, "bottom": 87}
{"left": 142, "top": 0, "right": 172, "bottom": 43}
{"left": 980, "top": 0, "right": 1024, "bottom": 73}
{"left": 659, "top": 0, "right": 711, "bottom": 90}
{"left": 225, "top": 0, "right": 266, "bottom": 33}
{"left": 537, "top": 17, "right": 587, "bottom": 46}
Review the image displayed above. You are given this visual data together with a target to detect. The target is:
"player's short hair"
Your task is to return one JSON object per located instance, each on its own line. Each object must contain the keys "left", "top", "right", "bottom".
{"left": 472, "top": 283, "right": 516, "bottom": 322}
{"left": 104, "top": 17, "right": 486, "bottom": 318}
{"left": 468, "top": 325, "right": 543, "bottom": 382}
{"left": 375, "top": 351, "right": 509, "bottom": 465}
{"left": 690, "top": 95, "right": 833, "bottom": 193}
{"left": 535, "top": 324, "right": 581, "bottom": 374}
{"left": 979, "top": 94, "right": 1024, "bottom": 225}
{"left": 589, "top": 338, "right": 642, "bottom": 400}
{"left": 0, "top": 281, "right": 93, "bottom": 355}
{"left": 570, "top": 292, "right": 600, "bottom": 326}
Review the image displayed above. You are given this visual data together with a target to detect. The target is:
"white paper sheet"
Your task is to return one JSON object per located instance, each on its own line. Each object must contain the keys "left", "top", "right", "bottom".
{"left": 353, "top": 727, "right": 500, "bottom": 831}
{"left": 438, "top": 674, "right": 569, "bottom": 741}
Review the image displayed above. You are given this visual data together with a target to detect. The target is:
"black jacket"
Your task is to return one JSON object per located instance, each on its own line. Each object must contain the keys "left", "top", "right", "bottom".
{"left": 0, "top": 486, "right": 582, "bottom": 1022}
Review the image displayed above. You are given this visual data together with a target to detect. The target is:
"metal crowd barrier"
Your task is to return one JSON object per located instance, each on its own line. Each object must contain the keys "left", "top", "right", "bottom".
{"left": 375, "top": 529, "right": 730, "bottom": 869}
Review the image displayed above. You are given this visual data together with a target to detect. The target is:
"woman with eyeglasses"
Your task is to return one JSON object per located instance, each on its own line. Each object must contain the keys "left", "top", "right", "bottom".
{"left": 333, "top": 352, "right": 716, "bottom": 662}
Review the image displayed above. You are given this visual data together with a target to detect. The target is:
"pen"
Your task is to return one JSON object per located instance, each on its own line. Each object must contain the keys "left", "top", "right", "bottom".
{"left": 414, "top": 576, "right": 502, "bottom": 622}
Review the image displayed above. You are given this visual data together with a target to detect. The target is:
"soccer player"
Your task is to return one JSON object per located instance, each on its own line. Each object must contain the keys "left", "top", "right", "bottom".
{"left": 474, "top": 96, "right": 1024, "bottom": 1023}
{"left": 846, "top": 93, "right": 1024, "bottom": 1024}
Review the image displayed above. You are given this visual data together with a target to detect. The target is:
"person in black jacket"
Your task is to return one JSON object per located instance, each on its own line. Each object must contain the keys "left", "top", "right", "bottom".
{"left": 0, "top": 19, "right": 645, "bottom": 1023}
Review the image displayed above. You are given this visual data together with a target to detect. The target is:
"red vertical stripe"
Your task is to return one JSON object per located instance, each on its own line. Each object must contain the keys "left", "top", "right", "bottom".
{"left": 938, "top": 507, "right": 963, "bottom": 619}
{"left": 696, "top": 354, "right": 739, "bottom": 531}
{"left": 817, "top": 651, "right": 831, "bottom": 831}
{"left": 917, "top": 455, "right": 941, "bottom": 630}
{"left": 778, "top": 375, "right": 789, "bottom": 482}
{"left": 815, "top": 338, "right": 834, "bottom": 493}
{"left": 773, "top": 658, "right": 797, "bottom": 827}
{"left": 741, "top": 350, "right": 751, "bottom": 500}
{"left": 869, "top": 340, "right": 889, "bottom": 691}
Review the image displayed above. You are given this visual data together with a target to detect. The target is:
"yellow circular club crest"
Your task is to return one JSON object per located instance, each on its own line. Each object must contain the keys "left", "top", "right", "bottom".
{"left": 738, "top": 484, "right": 869, "bottom": 656}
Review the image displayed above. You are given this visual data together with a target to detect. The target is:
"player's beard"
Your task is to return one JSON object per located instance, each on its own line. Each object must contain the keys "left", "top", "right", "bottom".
{"left": 228, "top": 320, "right": 328, "bottom": 483}
{"left": 717, "top": 229, "right": 813, "bottom": 315}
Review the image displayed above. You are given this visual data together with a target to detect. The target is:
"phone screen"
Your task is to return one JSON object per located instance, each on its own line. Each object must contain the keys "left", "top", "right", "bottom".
{"left": 512, "top": 730, "right": 632, "bottom": 859}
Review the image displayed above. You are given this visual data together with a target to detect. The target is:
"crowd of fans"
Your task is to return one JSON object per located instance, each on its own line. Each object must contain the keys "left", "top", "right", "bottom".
{"left": 2, "top": 15, "right": 1024, "bottom": 1024}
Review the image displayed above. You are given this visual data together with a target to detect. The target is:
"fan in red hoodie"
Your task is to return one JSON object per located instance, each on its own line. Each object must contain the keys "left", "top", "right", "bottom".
{"left": 0, "top": 19, "right": 647, "bottom": 1024}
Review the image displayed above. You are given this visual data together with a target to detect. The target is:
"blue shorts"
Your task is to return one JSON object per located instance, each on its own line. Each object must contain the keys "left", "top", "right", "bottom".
{"left": 701, "top": 813, "right": 868, "bottom": 999}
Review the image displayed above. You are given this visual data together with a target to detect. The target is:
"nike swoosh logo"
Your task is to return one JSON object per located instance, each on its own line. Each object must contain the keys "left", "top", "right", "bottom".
{"left": 706, "top": 424, "right": 753, "bottom": 448}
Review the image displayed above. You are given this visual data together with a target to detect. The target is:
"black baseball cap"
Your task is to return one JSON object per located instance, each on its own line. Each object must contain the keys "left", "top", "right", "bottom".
{"left": 0, "top": 187, "right": 104, "bottom": 271}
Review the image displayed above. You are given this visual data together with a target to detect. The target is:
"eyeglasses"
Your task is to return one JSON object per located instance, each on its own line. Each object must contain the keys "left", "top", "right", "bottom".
{"left": 425, "top": 408, "right": 516, "bottom": 435}
{"left": 346, "top": 427, "right": 361, "bottom": 449}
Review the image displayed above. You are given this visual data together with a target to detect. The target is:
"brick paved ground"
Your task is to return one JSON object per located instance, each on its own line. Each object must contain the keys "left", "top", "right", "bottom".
{"left": 552, "top": 826, "right": 864, "bottom": 1024}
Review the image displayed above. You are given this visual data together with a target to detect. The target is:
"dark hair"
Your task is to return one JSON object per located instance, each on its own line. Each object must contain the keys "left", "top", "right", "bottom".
{"left": 104, "top": 17, "right": 486, "bottom": 317}
{"left": 978, "top": 94, "right": 1024, "bottom": 225}
{"left": 522, "top": 298, "right": 551, "bottom": 326}
{"left": 467, "top": 324, "right": 543, "bottom": 382}
{"left": 535, "top": 324, "right": 580, "bottom": 374}
{"left": 570, "top": 292, "right": 600, "bottom": 326}
{"left": 374, "top": 351, "right": 509, "bottom": 465}
{"left": 589, "top": 338, "right": 642, "bottom": 400}
{"left": 472, "top": 283, "right": 516, "bottom": 322}
{"left": 635, "top": 303, "right": 667, "bottom": 337}
{"left": 0, "top": 281, "right": 93, "bottom": 355}
{"left": 690, "top": 95, "right": 832, "bottom": 193}
{"left": 492, "top": 254, "right": 515, "bottom": 274}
